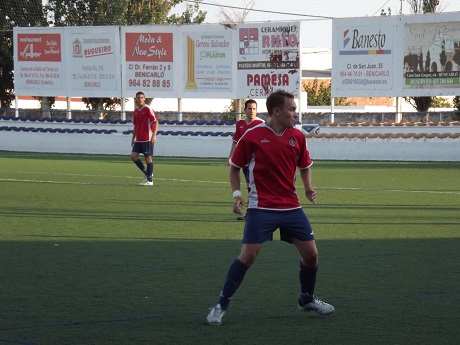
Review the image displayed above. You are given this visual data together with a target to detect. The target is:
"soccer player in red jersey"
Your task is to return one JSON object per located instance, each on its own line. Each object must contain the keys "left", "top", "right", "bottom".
{"left": 130, "top": 91, "right": 158, "bottom": 186}
{"left": 207, "top": 90, "right": 334, "bottom": 325}
{"left": 228, "top": 99, "right": 264, "bottom": 220}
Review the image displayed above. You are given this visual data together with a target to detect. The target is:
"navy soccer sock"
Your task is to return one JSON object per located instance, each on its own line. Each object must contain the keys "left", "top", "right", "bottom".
{"left": 218, "top": 259, "right": 249, "bottom": 310}
{"left": 134, "top": 159, "right": 146, "bottom": 174}
{"left": 299, "top": 262, "right": 318, "bottom": 305}
{"left": 146, "top": 162, "right": 154, "bottom": 181}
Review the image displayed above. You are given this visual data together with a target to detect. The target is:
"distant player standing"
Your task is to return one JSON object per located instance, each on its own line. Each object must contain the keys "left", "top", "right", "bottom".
{"left": 228, "top": 99, "right": 264, "bottom": 220}
{"left": 207, "top": 90, "right": 334, "bottom": 326}
{"left": 131, "top": 91, "right": 158, "bottom": 186}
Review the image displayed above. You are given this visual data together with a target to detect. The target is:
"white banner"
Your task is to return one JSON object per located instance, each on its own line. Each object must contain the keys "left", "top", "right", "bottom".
{"left": 332, "top": 16, "right": 396, "bottom": 97}
{"left": 13, "top": 27, "right": 65, "bottom": 96}
{"left": 236, "top": 22, "right": 301, "bottom": 99}
{"left": 65, "top": 26, "right": 121, "bottom": 97}
{"left": 332, "top": 12, "right": 460, "bottom": 97}
{"left": 181, "top": 25, "right": 235, "bottom": 98}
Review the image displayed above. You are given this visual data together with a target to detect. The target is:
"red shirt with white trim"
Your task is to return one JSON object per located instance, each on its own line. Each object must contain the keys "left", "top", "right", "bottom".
{"left": 133, "top": 105, "right": 157, "bottom": 142}
{"left": 231, "top": 123, "right": 313, "bottom": 210}
{"left": 232, "top": 118, "right": 264, "bottom": 143}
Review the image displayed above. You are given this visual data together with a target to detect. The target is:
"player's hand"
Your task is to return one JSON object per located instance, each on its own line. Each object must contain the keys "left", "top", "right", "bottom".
{"left": 306, "top": 188, "right": 316, "bottom": 204}
{"left": 233, "top": 196, "right": 245, "bottom": 215}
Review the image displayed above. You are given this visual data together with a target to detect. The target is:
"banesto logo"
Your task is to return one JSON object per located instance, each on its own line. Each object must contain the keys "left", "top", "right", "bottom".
{"left": 343, "top": 28, "right": 386, "bottom": 50}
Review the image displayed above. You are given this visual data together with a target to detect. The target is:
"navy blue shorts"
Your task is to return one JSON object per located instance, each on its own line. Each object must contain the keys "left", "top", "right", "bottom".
{"left": 132, "top": 142, "right": 154, "bottom": 156}
{"left": 242, "top": 208, "right": 315, "bottom": 244}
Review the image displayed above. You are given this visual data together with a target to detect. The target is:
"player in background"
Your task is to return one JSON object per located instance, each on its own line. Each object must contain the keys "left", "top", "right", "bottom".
{"left": 130, "top": 91, "right": 158, "bottom": 186}
{"left": 207, "top": 90, "right": 334, "bottom": 326}
{"left": 228, "top": 99, "right": 264, "bottom": 220}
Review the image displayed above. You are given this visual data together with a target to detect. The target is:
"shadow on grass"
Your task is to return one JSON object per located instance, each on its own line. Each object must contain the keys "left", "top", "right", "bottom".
{"left": 0, "top": 238, "right": 459, "bottom": 345}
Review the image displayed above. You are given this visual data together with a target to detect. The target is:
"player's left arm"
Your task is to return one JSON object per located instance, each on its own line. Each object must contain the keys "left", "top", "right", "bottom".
{"left": 150, "top": 116, "right": 158, "bottom": 143}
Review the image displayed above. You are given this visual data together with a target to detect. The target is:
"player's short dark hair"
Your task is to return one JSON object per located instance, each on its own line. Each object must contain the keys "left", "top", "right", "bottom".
{"left": 135, "top": 91, "right": 145, "bottom": 98}
{"left": 266, "top": 90, "right": 294, "bottom": 115}
{"left": 244, "top": 99, "right": 257, "bottom": 110}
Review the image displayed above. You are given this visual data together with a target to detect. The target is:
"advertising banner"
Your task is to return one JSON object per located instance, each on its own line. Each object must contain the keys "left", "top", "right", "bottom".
{"left": 236, "top": 22, "right": 301, "bottom": 99}
{"left": 182, "top": 27, "right": 234, "bottom": 97}
{"left": 14, "top": 28, "right": 64, "bottom": 96}
{"left": 121, "top": 27, "right": 176, "bottom": 98}
{"left": 333, "top": 13, "right": 460, "bottom": 97}
{"left": 332, "top": 16, "right": 396, "bottom": 97}
{"left": 65, "top": 26, "right": 121, "bottom": 97}
{"left": 403, "top": 20, "right": 460, "bottom": 90}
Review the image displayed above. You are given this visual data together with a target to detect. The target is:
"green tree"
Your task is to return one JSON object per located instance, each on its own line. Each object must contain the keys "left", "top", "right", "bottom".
{"left": 403, "top": 96, "right": 433, "bottom": 120}
{"left": 423, "top": 0, "right": 439, "bottom": 13}
{"left": 430, "top": 96, "right": 452, "bottom": 108}
{"left": 45, "top": 0, "right": 206, "bottom": 28}
{"left": 380, "top": 7, "right": 391, "bottom": 16}
{"left": 167, "top": 0, "right": 206, "bottom": 24}
{"left": 453, "top": 96, "right": 460, "bottom": 120}
{"left": 454, "top": 96, "right": 460, "bottom": 109}
{"left": 303, "top": 79, "right": 355, "bottom": 106}
{"left": 41, "top": 0, "right": 206, "bottom": 111}
{"left": 0, "top": 0, "right": 47, "bottom": 108}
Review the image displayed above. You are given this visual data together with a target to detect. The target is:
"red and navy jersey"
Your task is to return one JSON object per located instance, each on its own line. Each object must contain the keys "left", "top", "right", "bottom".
{"left": 133, "top": 105, "right": 157, "bottom": 142}
{"left": 231, "top": 123, "right": 313, "bottom": 210}
{"left": 232, "top": 118, "right": 264, "bottom": 143}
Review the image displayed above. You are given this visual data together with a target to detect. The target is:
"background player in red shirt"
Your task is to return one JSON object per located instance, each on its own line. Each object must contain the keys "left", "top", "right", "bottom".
{"left": 228, "top": 99, "right": 264, "bottom": 220}
{"left": 207, "top": 90, "right": 334, "bottom": 326}
{"left": 130, "top": 91, "right": 158, "bottom": 186}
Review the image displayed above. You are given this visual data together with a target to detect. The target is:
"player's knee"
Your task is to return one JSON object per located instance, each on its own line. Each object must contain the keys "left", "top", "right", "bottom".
{"left": 303, "top": 251, "right": 318, "bottom": 267}
{"left": 300, "top": 246, "right": 318, "bottom": 267}
{"left": 238, "top": 252, "right": 257, "bottom": 267}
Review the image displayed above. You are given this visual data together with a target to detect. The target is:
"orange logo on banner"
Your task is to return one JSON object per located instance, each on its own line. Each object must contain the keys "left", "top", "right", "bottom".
{"left": 125, "top": 32, "right": 173, "bottom": 62}
{"left": 17, "top": 34, "right": 61, "bottom": 62}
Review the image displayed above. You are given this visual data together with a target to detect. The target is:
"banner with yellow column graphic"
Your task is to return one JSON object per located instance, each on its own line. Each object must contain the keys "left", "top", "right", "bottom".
{"left": 183, "top": 28, "right": 234, "bottom": 97}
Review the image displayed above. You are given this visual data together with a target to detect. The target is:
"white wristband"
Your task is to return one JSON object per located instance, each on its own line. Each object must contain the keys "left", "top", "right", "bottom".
{"left": 233, "top": 190, "right": 242, "bottom": 198}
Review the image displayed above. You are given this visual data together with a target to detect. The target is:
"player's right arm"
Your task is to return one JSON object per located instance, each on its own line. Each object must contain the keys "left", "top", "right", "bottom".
{"left": 229, "top": 164, "right": 245, "bottom": 214}
{"left": 228, "top": 141, "right": 237, "bottom": 165}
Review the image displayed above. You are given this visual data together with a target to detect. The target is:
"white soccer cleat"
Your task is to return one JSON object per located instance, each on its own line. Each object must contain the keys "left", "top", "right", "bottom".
{"left": 139, "top": 176, "right": 148, "bottom": 184}
{"left": 298, "top": 296, "right": 335, "bottom": 315}
{"left": 139, "top": 180, "right": 153, "bottom": 186}
{"left": 207, "top": 304, "right": 226, "bottom": 325}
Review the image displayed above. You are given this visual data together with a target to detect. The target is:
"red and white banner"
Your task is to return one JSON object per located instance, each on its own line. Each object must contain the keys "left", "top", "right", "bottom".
{"left": 121, "top": 27, "right": 176, "bottom": 98}
{"left": 14, "top": 30, "right": 64, "bottom": 95}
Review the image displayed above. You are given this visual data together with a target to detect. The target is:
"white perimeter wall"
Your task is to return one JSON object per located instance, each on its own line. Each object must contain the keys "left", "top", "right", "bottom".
{"left": 0, "top": 128, "right": 459, "bottom": 161}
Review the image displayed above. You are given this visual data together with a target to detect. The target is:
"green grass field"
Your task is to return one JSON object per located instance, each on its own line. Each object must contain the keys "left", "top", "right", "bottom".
{"left": 0, "top": 151, "right": 459, "bottom": 345}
